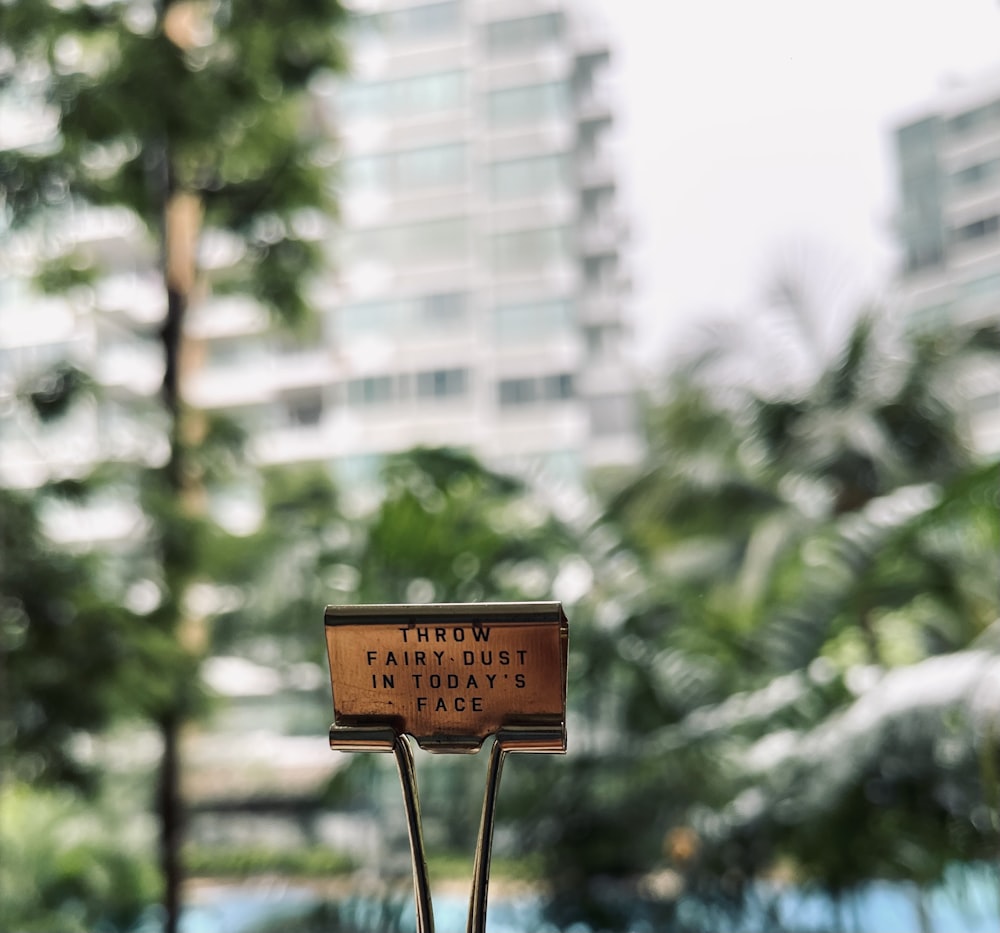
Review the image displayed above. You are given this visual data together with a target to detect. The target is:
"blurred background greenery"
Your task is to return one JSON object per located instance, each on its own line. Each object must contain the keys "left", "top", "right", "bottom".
{"left": 2, "top": 2, "right": 1000, "bottom": 933}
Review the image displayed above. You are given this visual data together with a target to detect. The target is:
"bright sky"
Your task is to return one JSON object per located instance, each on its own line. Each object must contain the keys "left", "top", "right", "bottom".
{"left": 598, "top": 0, "right": 1000, "bottom": 367}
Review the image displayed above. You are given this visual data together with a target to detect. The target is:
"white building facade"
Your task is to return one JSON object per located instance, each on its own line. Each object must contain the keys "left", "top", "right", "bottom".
{"left": 894, "top": 70, "right": 1000, "bottom": 453}
{"left": 1, "top": 0, "right": 639, "bottom": 496}
{"left": 187, "top": 0, "right": 640, "bottom": 486}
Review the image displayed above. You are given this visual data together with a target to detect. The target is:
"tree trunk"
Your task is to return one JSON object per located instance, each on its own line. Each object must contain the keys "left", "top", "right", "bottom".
{"left": 155, "top": 161, "right": 202, "bottom": 933}
{"left": 157, "top": 711, "right": 183, "bottom": 933}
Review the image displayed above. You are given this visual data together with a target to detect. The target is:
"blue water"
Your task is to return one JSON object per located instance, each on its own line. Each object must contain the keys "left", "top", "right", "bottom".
{"left": 750, "top": 872, "right": 1000, "bottom": 933}
{"left": 134, "top": 865, "right": 1000, "bottom": 933}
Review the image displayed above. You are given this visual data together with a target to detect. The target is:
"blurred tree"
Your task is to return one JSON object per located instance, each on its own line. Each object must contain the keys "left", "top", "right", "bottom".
{"left": 0, "top": 781, "right": 159, "bottom": 932}
{"left": 541, "top": 298, "right": 1000, "bottom": 927}
{"left": 331, "top": 448, "right": 580, "bottom": 853}
{"left": 1, "top": 2, "right": 348, "bottom": 929}
{"left": 0, "top": 483, "right": 153, "bottom": 790}
{"left": 206, "top": 463, "right": 347, "bottom": 666}
{"left": 357, "top": 447, "right": 575, "bottom": 605}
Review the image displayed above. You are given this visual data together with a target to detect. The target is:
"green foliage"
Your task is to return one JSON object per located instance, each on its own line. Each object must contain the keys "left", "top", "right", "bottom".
{"left": 425, "top": 850, "right": 544, "bottom": 883}
{"left": 184, "top": 844, "right": 355, "bottom": 878}
{"left": 1, "top": 0, "right": 348, "bottom": 322}
{"left": 2, "top": 4, "right": 351, "bottom": 929}
{"left": 205, "top": 463, "right": 347, "bottom": 664}
{"left": 0, "top": 485, "right": 155, "bottom": 786}
{"left": 0, "top": 782, "right": 159, "bottom": 933}
{"left": 357, "top": 447, "right": 573, "bottom": 605}
{"left": 541, "top": 304, "right": 1000, "bottom": 927}
{"left": 33, "top": 254, "right": 98, "bottom": 294}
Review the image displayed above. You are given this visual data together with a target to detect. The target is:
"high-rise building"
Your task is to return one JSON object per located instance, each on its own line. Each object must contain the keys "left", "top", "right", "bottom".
{"left": 1, "top": 0, "right": 639, "bottom": 499}
{"left": 894, "top": 70, "right": 1000, "bottom": 453}
{"left": 186, "top": 0, "right": 640, "bottom": 487}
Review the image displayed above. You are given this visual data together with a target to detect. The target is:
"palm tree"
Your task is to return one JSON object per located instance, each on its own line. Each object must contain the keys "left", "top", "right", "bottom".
{"left": 547, "top": 277, "right": 1000, "bottom": 927}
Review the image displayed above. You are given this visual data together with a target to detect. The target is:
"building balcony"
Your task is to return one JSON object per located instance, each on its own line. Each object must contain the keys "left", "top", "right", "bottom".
{"left": 576, "top": 144, "right": 615, "bottom": 189}
{"left": 579, "top": 213, "right": 624, "bottom": 257}
{"left": 578, "top": 291, "right": 622, "bottom": 326}
{"left": 489, "top": 194, "right": 576, "bottom": 232}
{"left": 940, "top": 125, "right": 1000, "bottom": 168}
{"left": 575, "top": 84, "right": 614, "bottom": 125}
{"left": 349, "top": 40, "right": 468, "bottom": 82}
{"left": 185, "top": 370, "right": 274, "bottom": 412}
{"left": 186, "top": 348, "right": 337, "bottom": 412}
{"left": 478, "top": 0, "right": 564, "bottom": 22}
{"left": 485, "top": 121, "right": 576, "bottom": 161}
{"left": 187, "top": 296, "right": 270, "bottom": 340}
{"left": 341, "top": 108, "right": 473, "bottom": 155}
{"left": 482, "top": 403, "right": 588, "bottom": 450}
{"left": 568, "top": 20, "right": 613, "bottom": 60}
{"left": 375, "top": 260, "right": 479, "bottom": 297}
{"left": 251, "top": 422, "right": 343, "bottom": 466}
{"left": 270, "top": 350, "right": 338, "bottom": 393}
{"left": 480, "top": 49, "right": 573, "bottom": 89}
{"left": 943, "top": 188, "right": 1000, "bottom": 230}
{"left": 94, "top": 344, "right": 164, "bottom": 397}
{"left": 95, "top": 273, "right": 167, "bottom": 325}
{"left": 948, "top": 233, "right": 1000, "bottom": 272}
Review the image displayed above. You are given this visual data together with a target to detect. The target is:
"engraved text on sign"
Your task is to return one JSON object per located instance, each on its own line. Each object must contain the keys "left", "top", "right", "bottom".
{"left": 325, "top": 604, "right": 567, "bottom": 751}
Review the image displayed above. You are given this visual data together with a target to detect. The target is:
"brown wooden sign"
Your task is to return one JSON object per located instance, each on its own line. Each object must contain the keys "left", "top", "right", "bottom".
{"left": 325, "top": 602, "right": 568, "bottom": 752}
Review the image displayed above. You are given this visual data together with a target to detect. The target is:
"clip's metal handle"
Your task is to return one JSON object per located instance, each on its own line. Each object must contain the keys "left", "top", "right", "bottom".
{"left": 469, "top": 726, "right": 565, "bottom": 933}
{"left": 331, "top": 724, "right": 563, "bottom": 933}
{"left": 394, "top": 733, "right": 435, "bottom": 933}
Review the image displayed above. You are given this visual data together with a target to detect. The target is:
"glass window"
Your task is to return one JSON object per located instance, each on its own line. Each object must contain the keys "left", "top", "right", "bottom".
{"left": 491, "top": 227, "right": 570, "bottom": 274}
{"left": 584, "top": 323, "right": 621, "bottom": 357}
{"left": 947, "top": 102, "right": 1000, "bottom": 136}
{"left": 339, "top": 71, "right": 464, "bottom": 120}
{"left": 336, "top": 301, "right": 401, "bottom": 338}
{"left": 336, "top": 292, "right": 468, "bottom": 340}
{"left": 397, "top": 143, "right": 466, "bottom": 189}
{"left": 352, "top": 3, "right": 461, "bottom": 41}
{"left": 402, "top": 218, "right": 468, "bottom": 264}
{"left": 498, "top": 373, "right": 573, "bottom": 407}
{"left": 542, "top": 373, "right": 574, "bottom": 400}
{"left": 487, "top": 81, "right": 569, "bottom": 126}
{"left": 416, "top": 367, "right": 467, "bottom": 398}
{"left": 349, "top": 11, "right": 383, "bottom": 42}
{"left": 489, "top": 153, "right": 569, "bottom": 200}
{"left": 342, "top": 153, "right": 391, "bottom": 191}
{"left": 346, "top": 375, "right": 394, "bottom": 406}
{"left": 345, "top": 217, "right": 470, "bottom": 267}
{"left": 498, "top": 377, "right": 537, "bottom": 407}
{"left": 405, "top": 71, "right": 465, "bottom": 112}
{"left": 485, "top": 12, "right": 563, "bottom": 55}
{"left": 343, "top": 145, "right": 466, "bottom": 194}
{"left": 494, "top": 299, "right": 573, "bottom": 343}
{"left": 420, "top": 292, "right": 466, "bottom": 326}
{"left": 953, "top": 215, "right": 1000, "bottom": 242}
{"left": 283, "top": 391, "right": 323, "bottom": 426}
{"left": 583, "top": 254, "right": 618, "bottom": 291}
{"left": 337, "top": 81, "right": 389, "bottom": 119}
{"left": 951, "top": 158, "right": 1000, "bottom": 188}
{"left": 386, "top": 1, "right": 461, "bottom": 37}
